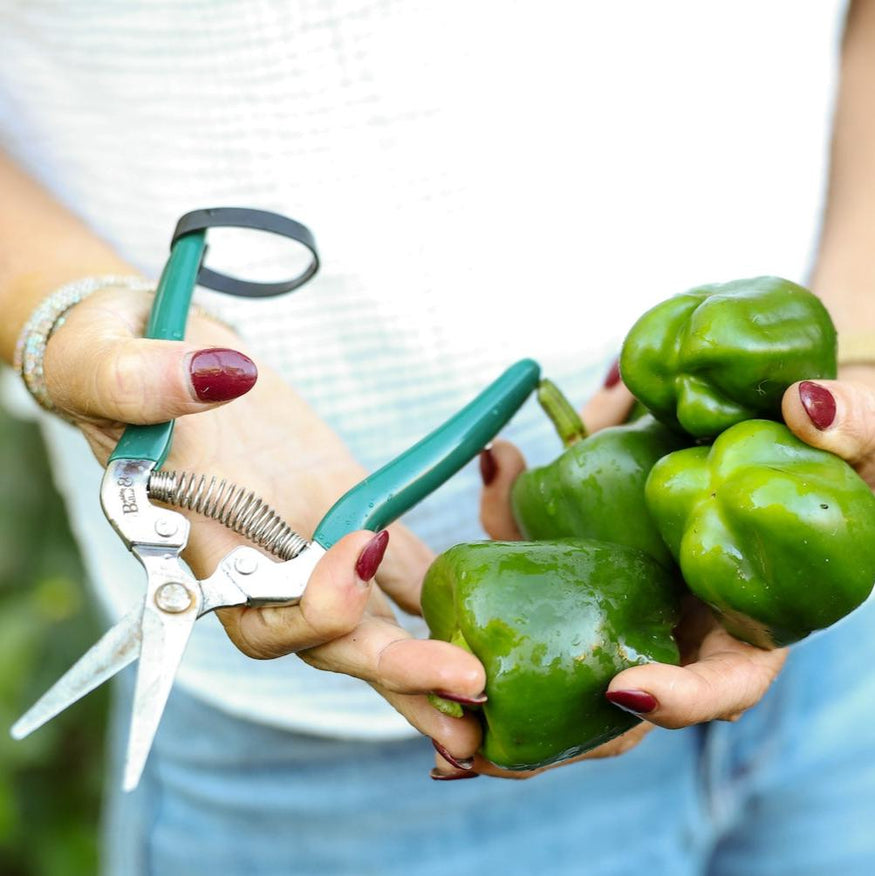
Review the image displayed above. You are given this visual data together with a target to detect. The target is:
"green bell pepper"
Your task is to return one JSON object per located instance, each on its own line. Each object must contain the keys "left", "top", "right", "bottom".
{"left": 619, "top": 276, "right": 837, "bottom": 439}
{"left": 645, "top": 419, "right": 875, "bottom": 649}
{"left": 421, "top": 540, "right": 681, "bottom": 770}
{"left": 510, "top": 380, "right": 687, "bottom": 568}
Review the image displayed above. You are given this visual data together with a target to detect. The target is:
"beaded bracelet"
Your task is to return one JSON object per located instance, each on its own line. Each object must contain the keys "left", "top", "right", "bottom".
{"left": 12, "top": 275, "right": 155, "bottom": 414}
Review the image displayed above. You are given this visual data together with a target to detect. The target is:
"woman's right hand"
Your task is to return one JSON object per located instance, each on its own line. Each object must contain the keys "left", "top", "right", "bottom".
{"left": 41, "top": 283, "right": 485, "bottom": 761}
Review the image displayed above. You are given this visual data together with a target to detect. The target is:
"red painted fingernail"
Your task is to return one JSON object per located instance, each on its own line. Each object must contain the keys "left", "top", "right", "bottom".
{"left": 603, "top": 358, "right": 621, "bottom": 389}
{"left": 605, "top": 689, "right": 658, "bottom": 714}
{"left": 799, "top": 381, "right": 836, "bottom": 431}
{"left": 479, "top": 447, "right": 497, "bottom": 486}
{"left": 189, "top": 348, "right": 257, "bottom": 402}
{"left": 432, "top": 690, "right": 488, "bottom": 706}
{"left": 430, "top": 768, "right": 478, "bottom": 781}
{"left": 431, "top": 739, "right": 475, "bottom": 771}
{"left": 355, "top": 530, "right": 389, "bottom": 582}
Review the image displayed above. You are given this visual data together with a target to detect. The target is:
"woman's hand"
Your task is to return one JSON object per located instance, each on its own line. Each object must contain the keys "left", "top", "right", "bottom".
{"left": 42, "top": 284, "right": 486, "bottom": 755}
{"left": 440, "top": 374, "right": 789, "bottom": 780}
{"left": 782, "top": 367, "right": 875, "bottom": 488}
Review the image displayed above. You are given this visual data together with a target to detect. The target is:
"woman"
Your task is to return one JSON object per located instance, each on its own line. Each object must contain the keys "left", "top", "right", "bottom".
{"left": 2, "top": 1, "right": 873, "bottom": 873}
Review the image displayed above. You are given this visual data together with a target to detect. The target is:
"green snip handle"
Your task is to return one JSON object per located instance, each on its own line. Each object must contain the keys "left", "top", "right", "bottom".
{"left": 313, "top": 359, "right": 541, "bottom": 549}
{"left": 109, "top": 231, "right": 207, "bottom": 466}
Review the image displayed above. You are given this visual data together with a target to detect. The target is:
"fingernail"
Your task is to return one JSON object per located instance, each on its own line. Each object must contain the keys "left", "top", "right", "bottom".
{"left": 479, "top": 447, "right": 497, "bottom": 486}
{"left": 355, "top": 530, "right": 389, "bottom": 582}
{"left": 799, "top": 381, "right": 836, "bottom": 431}
{"left": 431, "top": 690, "right": 488, "bottom": 706}
{"left": 189, "top": 348, "right": 258, "bottom": 402}
{"left": 603, "top": 358, "right": 621, "bottom": 389}
{"left": 431, "top": 739, "right": 474, "bottom": 771}
{"left": 605, "top": 689, "right": 658, "bottom": 714}
{"left": 430, "top": 768, "right": 478, "bottom": 781}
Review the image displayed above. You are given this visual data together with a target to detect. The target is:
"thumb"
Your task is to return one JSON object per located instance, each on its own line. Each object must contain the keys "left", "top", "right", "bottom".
{"left": 218, "top": 530, "right": 388, "bottom": 659}
{"left": 606, "top": 631, "right": 787, "bottom": 729}
{"left": 782, "top": 378, "right": 875, "bottom": 486}
{"left": 46, "top": 331, "right": 257, "bottom": 423}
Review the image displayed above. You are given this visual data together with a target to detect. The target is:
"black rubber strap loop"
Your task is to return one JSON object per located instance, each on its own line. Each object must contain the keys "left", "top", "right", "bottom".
{"left": 172, "top": 207, "right": 319, "bottom": 298}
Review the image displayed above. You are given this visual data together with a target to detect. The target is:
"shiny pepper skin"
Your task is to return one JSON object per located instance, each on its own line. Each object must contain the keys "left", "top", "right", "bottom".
{"left": 619, "top": 276, "right": 837, "bottom": 439}
{"left": 421, "top": 540, "right": 681, "bottom": 770}
{"left": 510, "top": 381, "right": 688, "bottom": 569}
{"left": 645, "top": 420, "right": 875, "bottom": 649}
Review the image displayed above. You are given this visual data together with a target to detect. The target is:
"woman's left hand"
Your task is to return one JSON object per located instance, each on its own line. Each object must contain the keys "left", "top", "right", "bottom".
{"left": 782, "top": 366, "right": 875, "bottom": 489}
{"left": 438, "top": 365, "right": 875, "bottom": 779}
{"left": 436, "top": 375, "right": 795, "bottom": 779}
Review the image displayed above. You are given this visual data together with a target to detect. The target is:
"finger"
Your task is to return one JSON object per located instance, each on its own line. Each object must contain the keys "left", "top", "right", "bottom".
{"left": 782, "top": 378, "right": 875, "bottom": 485}
{"left": 377, "top": 689, "right": 483, "bottom": 779}
{"left": 44, "top": 292, "right": 257, "bottom": 423}
{"left": 218, "top": 530, "right": 388, "bottom": 658}
{"left": 431, "top": 737, "right": 477, "bottom": 774}
{"left": 581, "top": 359, "right": 637, "bottom": 433}
{"left": 479, "top": 440, "right": 527, "bottom": 540}
{"left": 606, "top": 627, "right": 787, "bottom": 729}
{"left": 373, "top": 522, "right": 435, "bottom": 616}
{"left": 304, "top": 623, "right": 487, "bottom": 699}
{"left": 305, "top": 623, "right": 487, "bottom": 770}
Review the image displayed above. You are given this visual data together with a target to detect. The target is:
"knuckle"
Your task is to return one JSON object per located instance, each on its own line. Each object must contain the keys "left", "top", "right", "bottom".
{"left": 828, "top": 382, "right": 875, "bottom": 464}
{"left": 235, "top": 639, "right": 278, "bottom": 660}
{"left": 225, "top": 625, "right": 278, "bottom": 660}
{"left": 661, "top": 706, "right": 703, "bottom": 730}
{"left": 238, "top": 607, "right": 304, "bottom": 659}
{"left": 848, "top": 415, "right": 875, "bottom": 462}
{"left": 301, "top": 595, "right": 360, "bottom": 643}
{"left": 663, "top": 667, "right": 723, "bottom": 727}
{"left": 311, "top": 614, "right": 357, "bottom": 642}
{"left": 96, "top": 347, "right": 146, "bottom": 420}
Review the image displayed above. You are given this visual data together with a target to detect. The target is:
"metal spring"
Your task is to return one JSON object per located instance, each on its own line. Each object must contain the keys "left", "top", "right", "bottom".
{"left": 148, "top": 470, "right": 309, "bottom": 561}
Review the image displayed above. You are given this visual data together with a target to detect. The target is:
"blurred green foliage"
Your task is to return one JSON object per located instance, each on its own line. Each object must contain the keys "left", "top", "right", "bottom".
{"left": 0, "top": 403, "right": 107, "bottom": 876}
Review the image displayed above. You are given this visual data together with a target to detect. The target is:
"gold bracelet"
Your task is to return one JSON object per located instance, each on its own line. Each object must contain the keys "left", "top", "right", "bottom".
{"left": 837, "top": 333, "right": 875, "bottom": 368}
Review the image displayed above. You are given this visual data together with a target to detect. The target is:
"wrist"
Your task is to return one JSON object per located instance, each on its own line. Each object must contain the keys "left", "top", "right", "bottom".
{"left": 1, "top": 261, "right": 134, "bottom": 365}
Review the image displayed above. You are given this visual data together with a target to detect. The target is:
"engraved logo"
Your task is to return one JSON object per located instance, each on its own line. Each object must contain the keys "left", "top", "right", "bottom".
{"left": 117, "top": 476, "right": 139, "bottom": 515}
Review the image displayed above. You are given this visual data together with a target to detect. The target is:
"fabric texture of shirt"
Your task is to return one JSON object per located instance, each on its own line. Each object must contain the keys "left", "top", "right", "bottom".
{"left": 0, "top": 0, "right": 845, "bottom": 737}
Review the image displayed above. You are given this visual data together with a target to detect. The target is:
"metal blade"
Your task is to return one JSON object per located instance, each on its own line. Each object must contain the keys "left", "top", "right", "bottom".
{"left": 121, "top": 597, "right": 197, "bottom": 791}
{"left": 11, "top": 604, "right": 143, "bottom": 740}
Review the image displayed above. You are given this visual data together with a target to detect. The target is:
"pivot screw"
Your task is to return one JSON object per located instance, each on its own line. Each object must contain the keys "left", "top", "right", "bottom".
{"left": 155, "top": 582, "right": 192, "bottom": 613}
{"left": 234, "top": 553, "right": 259, "bottom": 576}
{"left": 155, "top": 517, "right": 178, "bottom": 538}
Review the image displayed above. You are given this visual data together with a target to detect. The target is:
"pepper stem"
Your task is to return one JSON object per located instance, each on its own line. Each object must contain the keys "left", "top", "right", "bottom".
{"left": 449, "top": 628, "right": 474, "bottom": 654}
{"left": 537, "top": 379, "right": 588, "bottom": 447}
{"left": 427, "top": 693, "right": 464, "bottom": 718}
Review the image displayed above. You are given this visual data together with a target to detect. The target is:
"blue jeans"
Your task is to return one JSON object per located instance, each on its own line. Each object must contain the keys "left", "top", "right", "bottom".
{"left": 102, "top": 594, "right": 875, "bottom": 876}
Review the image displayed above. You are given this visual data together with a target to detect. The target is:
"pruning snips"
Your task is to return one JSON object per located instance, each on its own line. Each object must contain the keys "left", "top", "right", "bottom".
{"left": 11, "top": 208, "right": 541, "bottom": 790}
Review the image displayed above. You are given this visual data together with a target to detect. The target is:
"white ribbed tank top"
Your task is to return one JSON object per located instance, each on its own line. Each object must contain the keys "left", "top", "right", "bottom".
{"left": 0, "top": 0, "right": 843, "bottom": 735}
